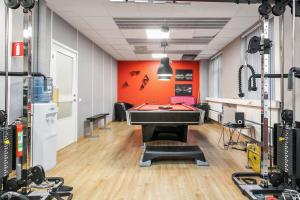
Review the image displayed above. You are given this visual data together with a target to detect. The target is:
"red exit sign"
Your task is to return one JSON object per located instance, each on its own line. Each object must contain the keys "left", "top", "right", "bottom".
{"left": 12, "top": 42, "right": 24, "bottom": 56}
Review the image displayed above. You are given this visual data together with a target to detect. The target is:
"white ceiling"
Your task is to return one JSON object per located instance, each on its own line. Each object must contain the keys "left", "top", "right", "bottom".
{"left": 45, "top": 0, "right": 260, "bottom": 61}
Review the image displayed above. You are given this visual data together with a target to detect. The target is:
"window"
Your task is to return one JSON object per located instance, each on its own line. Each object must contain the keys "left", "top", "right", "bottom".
{"left": 240, "top": 18, "right": 275, "bottom": 100}
{"left": 208, "top": 54, "right": 222, "bottom": 98}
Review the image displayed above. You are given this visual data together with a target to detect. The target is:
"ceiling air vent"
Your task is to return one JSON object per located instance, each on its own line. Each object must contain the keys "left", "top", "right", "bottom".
{"left": 181, "top": 54, "right": 197, "bottom": 61}
{"left": 114, "top": 18, "right": 231, "bottom": 29}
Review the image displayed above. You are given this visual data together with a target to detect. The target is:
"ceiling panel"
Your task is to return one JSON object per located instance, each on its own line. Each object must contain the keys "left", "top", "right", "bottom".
{"left": 201, "top": 49, "right": 219, "bottom": 55}
{"left": 127, "top": 38, "right": 213, "bottom": 45}
{"left": 168, "top": 44, "right": 205, "bottom": 51}
{"left": 47, "top": 0, "right": 109, "bottom": 11}
{"left": 216, "top": 28, "right": 245, "bottom": 38}
{"left": 134, "top": 49, "right": 201, "bottom": 55}
{"left": 45, "top": 0, "right": 263, "bottom": 61}
{"left": 136, "top": 54, "right": 153, "bottom": 60}
{"left": 234, "top": 4, "right": 259, "bottom": 17}
{"left": 223, "top": 16, "right": 259, "bottom": 30}
{"left": 117, "top": 50, "right": 136, "bottom": 57}
{"left": 96, "top": 29, "right": 124, "bottom": 38}
{"left": 56, "top": 11, "right": 78, "bottom": 17}
{"left": 112, "top": 44, "right": 134, "bottom": 50}
{"left": 84, "top": 16, "right": 119, "bottom": 30}
{"left": 193, "top": 29, "right": 220, "bottom": 37}
{"left": 106, "top": 38, "right": 129, "bottom": 45}
{"left": 64, "top": 16, "right": 92, "bottom": 30}
{"left": 171, "top": 3, "right": 239, "bottom": 18}
{"left": 80, "top": 29, "right": 102, "bottom": 41}
{"left": 73, "top": 7, "right": 109, "bottom": 17}
{"left": 137, "top": 44, "right": 204, "bottom": 52}
{"left": 137, "top": 4, "right": 176, "bottom": 18}
{"left": 106, "top": 3, "right": 141, "bottom": 17}
{"left": 121, "top": 29, "right": 147, "bottom": 38}
{"left": 170, "top": 29, "right": 194, "bottom": 39}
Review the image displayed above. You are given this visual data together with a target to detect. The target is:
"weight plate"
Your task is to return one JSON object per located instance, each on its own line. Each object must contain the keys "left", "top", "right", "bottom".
{"left": 259, "top": 2, "right": 272, "bottom": 16}
{"left": 272, "top": 3, "right": 286, "bottom": 16}
{"left": 20, "top": 0, "right": 35, "bottom": 9}
{"left": 4, "top": 0, "right": 21, "bottom": 9}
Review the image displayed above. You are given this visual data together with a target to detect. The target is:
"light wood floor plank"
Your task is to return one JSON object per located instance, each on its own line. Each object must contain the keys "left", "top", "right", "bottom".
{"left": 48, "top": 122, "right": 249, "bottom": 200}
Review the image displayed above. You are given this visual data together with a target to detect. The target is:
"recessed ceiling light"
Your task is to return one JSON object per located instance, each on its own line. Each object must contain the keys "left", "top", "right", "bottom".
{"left": 146, "top": 29, "right": 169, "bottom": 39}
{"left": 110, "top": 0, "right": 126, "bottom": 2}
{"left": 152, "top": 53, "right": 167, "bottom": 59}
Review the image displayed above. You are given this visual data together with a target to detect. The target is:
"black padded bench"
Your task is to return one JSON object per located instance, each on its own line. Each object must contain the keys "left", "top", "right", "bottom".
{"left": 85, "top": 113, "right": 109, "bottom": 138}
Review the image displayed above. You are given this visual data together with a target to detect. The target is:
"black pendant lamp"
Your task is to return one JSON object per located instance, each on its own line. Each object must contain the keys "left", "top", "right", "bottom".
{"left": 157, "top": 42, "right": 173, "bottom": 80}
{"left": 158, "top": 75, "right": 171, "bottom": 81}
{"left": 157, "top": 57, "right": 173, "bottom": 77}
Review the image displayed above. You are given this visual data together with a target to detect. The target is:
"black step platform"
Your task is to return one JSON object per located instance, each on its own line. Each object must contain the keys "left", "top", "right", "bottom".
{"left": 140, "top": 145, "right": 208, "bottom": 167}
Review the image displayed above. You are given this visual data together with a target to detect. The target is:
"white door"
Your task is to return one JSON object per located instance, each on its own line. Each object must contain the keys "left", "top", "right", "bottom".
{"left": 51, "top": 41, "right": 78, "bottom": 151}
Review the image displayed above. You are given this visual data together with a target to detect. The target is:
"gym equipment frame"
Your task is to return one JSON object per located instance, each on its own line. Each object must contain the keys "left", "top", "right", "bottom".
{"left": 0, "top": 1, "right": 73, "bottom": 199}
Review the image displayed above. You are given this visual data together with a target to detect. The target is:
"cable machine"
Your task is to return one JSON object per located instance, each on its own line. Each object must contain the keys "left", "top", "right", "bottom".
{"left": 133, "top": 0, "right": 300, "bottom": 198}
{"left": 0, "top": 0, "right": 73, "bottom": 199}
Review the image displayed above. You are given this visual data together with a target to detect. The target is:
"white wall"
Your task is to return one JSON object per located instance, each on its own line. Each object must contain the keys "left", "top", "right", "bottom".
{"left": 49, "top": 11, "right": 118, "bottom": 137}
{"left": 220, "top": 38, "right": 241, "bottom": 99}
{"left": 9, "top": 9, "right": 24, "bottom": 122}
{"left": 205, "top": 10, "right": 300, "bottom": 141}
{"left": 0, "top": 1, "right": 118, "bottom": 138}
{"left": 200, "top": 60, "right": 209, "bottom": 103}
{"left": 0, "top": 4, "right": 26, "bottom": 122}
{"left": 0, "top": 1, "right": 5, "bottom": 111}
{"left": 282, "top": 8, "right": 300, "bottom": 121}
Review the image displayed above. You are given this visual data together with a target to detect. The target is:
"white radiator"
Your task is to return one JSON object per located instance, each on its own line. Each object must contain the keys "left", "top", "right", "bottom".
{"left": 209, "top": 110, "right": 222, "bottom": 122}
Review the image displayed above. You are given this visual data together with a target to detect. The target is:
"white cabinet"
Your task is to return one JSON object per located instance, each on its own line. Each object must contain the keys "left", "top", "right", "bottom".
{"left": 32, "top": 103, "right": 58, "bottom": 171}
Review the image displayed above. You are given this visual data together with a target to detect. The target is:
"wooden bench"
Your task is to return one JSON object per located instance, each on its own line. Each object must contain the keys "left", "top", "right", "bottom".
{"left": 86, "top": 113, "right": 109, "bottom": 138}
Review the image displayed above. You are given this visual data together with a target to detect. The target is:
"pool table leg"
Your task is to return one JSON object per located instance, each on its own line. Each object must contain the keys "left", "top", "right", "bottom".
{"left": 178, "top": 125, "right": 188, "bottom": 142}
{"left": 140, "top": 143, "right": 152, "bottom": 167}
{"left": 141, "top": 125, "right": 155, "bottom": 142}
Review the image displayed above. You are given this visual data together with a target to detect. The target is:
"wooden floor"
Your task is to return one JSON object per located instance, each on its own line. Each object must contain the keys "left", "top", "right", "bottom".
{"left": 48, "top": 122, "right": 250, "bottom": 200}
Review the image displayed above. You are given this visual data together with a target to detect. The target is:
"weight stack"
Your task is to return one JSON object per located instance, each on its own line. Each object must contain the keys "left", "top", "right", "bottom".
{"left": 276, "top": 125, "right": 300, "bottom": 178}
{"left": 0, "top": 127, "right": 13, "bottom": 178}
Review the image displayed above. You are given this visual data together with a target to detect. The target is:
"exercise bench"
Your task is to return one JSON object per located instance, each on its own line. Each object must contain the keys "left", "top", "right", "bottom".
{"left": 85, "top": 113, "right": 109, "bottom": 138}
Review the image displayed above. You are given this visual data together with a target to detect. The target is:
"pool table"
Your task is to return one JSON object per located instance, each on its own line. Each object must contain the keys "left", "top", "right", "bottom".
{"left": 126, "top": 104, "right": 207, "bottom": 166}
{"left": 127, "top": 104, "right": 204, "bottom": 142}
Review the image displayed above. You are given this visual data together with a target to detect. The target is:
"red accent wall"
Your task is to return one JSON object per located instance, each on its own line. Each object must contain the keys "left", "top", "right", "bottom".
{"left": 118, "top": 61, "right": 200, "bottom": 106}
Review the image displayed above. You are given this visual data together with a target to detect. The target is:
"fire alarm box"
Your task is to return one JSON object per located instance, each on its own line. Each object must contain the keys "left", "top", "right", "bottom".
{"left": 12, "top": 42, "right": 24, "bottom": 57}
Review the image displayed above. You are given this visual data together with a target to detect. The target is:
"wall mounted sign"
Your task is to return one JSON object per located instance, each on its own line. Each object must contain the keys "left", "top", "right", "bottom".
{"left": 176, "top": 69, "right": 193, "bottom": 81}
{"left": 175, "top": 84, "right": 192, "bottom": 96}
{"left": 12, "top": 42, "right": 24, "bottom": 56}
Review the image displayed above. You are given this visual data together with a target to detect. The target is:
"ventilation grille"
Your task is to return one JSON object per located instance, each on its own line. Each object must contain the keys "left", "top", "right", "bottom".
{"left": 134, "top": 49, "right": 201, "bottom": 54}
{"left": 114, "top": 18, "right": 231, "bottom": 29}
{"left": 181, "top": 54, "right": 197, "bottom": 61}
{"left": 128, "top": 37, "right": 213, "bottom": 45}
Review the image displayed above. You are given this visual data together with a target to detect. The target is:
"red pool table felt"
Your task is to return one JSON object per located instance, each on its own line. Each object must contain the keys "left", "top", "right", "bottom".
{"left": 134, "top": 104, "right": 197, "bottom": 111}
